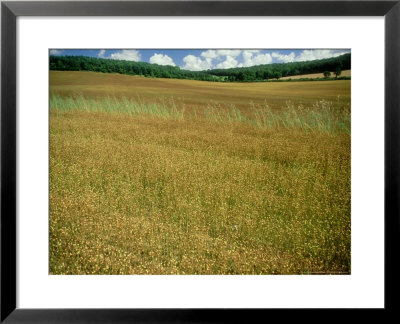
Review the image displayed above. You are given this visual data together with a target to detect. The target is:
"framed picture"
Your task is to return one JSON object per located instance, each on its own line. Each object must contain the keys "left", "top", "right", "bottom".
{"left": 1, "top": 0, "right": 399, "bottom": 322}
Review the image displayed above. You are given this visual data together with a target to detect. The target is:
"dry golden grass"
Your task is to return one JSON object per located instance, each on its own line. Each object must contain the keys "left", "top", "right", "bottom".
{"left": 49, "top": 72, "right": 351, "bottom": 275}
{"left": 50, "top": 71, "right": 350, "bottom": 110}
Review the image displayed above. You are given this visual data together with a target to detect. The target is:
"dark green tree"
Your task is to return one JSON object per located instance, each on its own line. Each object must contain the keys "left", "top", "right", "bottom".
{"left": 334, "top": 67, "right": 342, "bottom": 78}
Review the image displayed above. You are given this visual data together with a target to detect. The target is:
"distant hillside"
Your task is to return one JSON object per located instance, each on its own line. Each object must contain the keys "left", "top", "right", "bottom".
{"left": 50, "top": 53, "right": 350, "bottom": 82}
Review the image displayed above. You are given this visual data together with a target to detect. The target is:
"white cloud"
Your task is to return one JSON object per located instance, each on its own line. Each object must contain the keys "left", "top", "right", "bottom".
{"left": 98, "top": 49, "right": 106, "bottom": 58}
{"left": 183, "top": 50, "right": 242, "bottom": 70}
{"left": 242, "top": 51, "right": 272, "bottom": 67}
{"left": 294, "top": 49, "right": 349, "bottom": 62}
{"left": 215, "top": 55, "right": 239, "bottom": 69}
{"left": 242, "top": 50, "right": 256, "bottom": 65}
{"left": 183, "top": 50, "right": 257, "bottom": 70}
{"left": 200, "top": 50, "right": 219, "bottom": 59}
{"left": 201, "top": 49, "right": 242, "bottom": 59}
{"left": 271, "top": 52, "right": 296, "bottom": 63}
{"left": 216, "top": 50, "right": 242, "bottom": 57}
{"left": 149, "top": 53, "right": 176, "bottom": 66}
{"left": 182, "top": 55, "right": 213, "bottom": 71}
{"left": 50, "top": 49, "right": 63, "bottom": 55}
{"left": 110, "top": 49, "right": 141, "bottom": 61}
{"left": 242, "top": 50, "right": 260, "bottom": 56}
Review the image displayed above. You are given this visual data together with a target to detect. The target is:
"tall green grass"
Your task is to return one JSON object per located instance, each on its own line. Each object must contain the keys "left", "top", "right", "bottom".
{"left": 50, "top": 94, "right": 185, "bottom": 120}
{"left": 50, "top": 94, "right": 350, "bottom": 134}
{"left": 249, "top": 100, "right": 350, "bottom": 133}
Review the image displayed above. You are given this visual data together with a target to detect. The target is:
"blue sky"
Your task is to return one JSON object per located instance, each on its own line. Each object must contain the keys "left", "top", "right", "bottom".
{"left": 50, "top": 49, "right": 350, "bottom": 71}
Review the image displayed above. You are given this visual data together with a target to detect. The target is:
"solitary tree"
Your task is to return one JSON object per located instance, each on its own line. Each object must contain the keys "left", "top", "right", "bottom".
{"left": 323, "top": 71, "right": 331, "bottom": 79}
{"left": 334, "top": 67, "right": 342, "bottom": 78}
{"left": 274, "top": 71, "right": 282, "bottom": 80}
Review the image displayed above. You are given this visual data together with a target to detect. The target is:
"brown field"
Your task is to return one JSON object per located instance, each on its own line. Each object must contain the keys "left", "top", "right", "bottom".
{"left": 50, "top": 71, "right": 351, "bottom": 275}
{"left": 50, "top": 71, "right": 351, "bottom": 110}
{"left": 281, "top": 70, "right": 351, "bottom": 80}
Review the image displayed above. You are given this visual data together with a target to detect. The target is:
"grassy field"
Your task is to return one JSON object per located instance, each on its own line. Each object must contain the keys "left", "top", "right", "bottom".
{"left": 50, "top": 71, "right": 350, "bottom": 109}
{"left": 50, "top": 71, "right": 351, "bottom": 275}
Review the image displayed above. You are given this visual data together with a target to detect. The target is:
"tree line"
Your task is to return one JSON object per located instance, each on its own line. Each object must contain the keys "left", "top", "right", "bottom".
{"left": 50, "top": 53, "right": 350, "bottom": 82}
{"left": 50, "top": 55, "right": 220, "bottom": 81}
{"left": 205, "top": 54, "right": 350, "bottom": 81}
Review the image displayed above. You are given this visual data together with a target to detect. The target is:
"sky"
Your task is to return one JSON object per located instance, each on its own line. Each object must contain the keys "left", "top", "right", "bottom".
{"left": 49, "top": 49, "right": 350, "bottom": 71}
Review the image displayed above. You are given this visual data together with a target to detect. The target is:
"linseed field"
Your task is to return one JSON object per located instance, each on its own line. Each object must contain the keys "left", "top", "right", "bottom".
{"left": 50, "top": 71, "right": 351, "bottom": 275}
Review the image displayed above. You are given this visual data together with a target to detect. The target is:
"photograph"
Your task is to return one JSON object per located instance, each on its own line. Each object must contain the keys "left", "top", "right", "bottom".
{"left": 49, "top": 48, "right": 351, "bottom": 275}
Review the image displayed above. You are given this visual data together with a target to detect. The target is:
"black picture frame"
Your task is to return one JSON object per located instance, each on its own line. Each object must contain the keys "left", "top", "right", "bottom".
{"left": 1, "top": 0, "right": 399, "bottom": 322}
